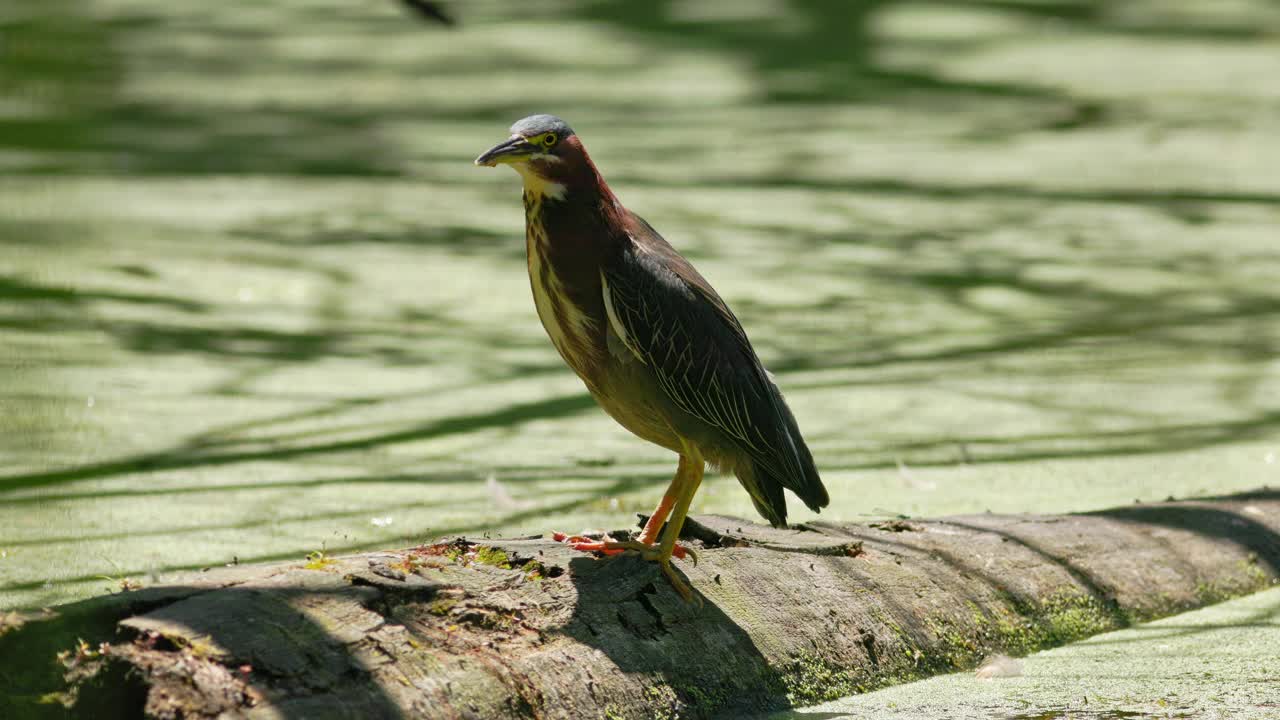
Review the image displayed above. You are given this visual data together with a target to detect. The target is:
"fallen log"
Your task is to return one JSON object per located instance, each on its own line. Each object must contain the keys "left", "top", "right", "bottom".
{"left": 3, "top": 489, "right": 1278, "bottom": 719}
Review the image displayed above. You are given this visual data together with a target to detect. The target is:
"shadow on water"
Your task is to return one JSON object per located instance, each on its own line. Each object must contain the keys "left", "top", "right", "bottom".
{"left": 0, "top": 391, "right": 597, "bottom": 492}
{"left": 0, "top": 472, "right": 667, "bottom": 598}
{"left": 12, "top": 0, "right": 1275, "bottom": 176}
{"left": 4, "top": 0, "right": 1280, "bottom": 614}
{"left": 577, "top": 0, "right": 1280, "bottom": 117}
{"left": 2, "top": 1, "right": 1278, "bottom": 715}
{"left": 581, "top": 0, "right": 1060, "bottom": 105}
{"left": 1, "top": 0, "right": 420, "bottom": 176}
{"left": 9, "top": 0, "right": 1280, "bottom": 173}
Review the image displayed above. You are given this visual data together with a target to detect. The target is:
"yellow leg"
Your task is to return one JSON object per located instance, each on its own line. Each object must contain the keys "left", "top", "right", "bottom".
{"left": 636, "top": 454, "right": 693, "bottom": 544}
{"left": 642, "top": 449, "right": 704, "bottom": 603}
{"left": 557, "top": 455, "right": 697, "bottom": 559}
{"left": 653, "top": 453, "right": 703, "bottom": 561}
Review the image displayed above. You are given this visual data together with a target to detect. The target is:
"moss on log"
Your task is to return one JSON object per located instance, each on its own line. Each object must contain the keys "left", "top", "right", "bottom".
{"left": 3, "top": 490, "right": 1278, "bottom": 719}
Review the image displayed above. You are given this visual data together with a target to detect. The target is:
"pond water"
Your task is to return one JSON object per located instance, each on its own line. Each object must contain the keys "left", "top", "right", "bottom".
{"left": 2, "top": 0, "right": 1278, "bottom": 610}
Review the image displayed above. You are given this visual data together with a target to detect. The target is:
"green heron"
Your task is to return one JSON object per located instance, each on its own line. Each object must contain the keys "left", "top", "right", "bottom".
{"left": 475, "top": 115, "right": 829, "bottom": 600}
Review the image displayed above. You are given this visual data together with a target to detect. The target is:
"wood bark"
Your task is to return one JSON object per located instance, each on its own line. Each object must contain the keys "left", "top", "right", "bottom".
{"left": 3, "top": 490, "right": 1279, "bottom": 719}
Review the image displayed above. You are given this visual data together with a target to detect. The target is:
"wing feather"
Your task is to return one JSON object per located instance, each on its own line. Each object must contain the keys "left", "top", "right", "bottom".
{"left": 601, "top": 226, "right": 812, "bottom": 495}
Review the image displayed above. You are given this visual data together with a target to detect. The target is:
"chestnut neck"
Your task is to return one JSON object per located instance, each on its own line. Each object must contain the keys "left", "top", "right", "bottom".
{"left": 532, "top": 137, "right": 621, "bottom": 211}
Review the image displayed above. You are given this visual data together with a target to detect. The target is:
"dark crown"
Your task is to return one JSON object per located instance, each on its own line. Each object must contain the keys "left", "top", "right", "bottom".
{"left": 509, "top": 114, "right": 575, "bottom": 138}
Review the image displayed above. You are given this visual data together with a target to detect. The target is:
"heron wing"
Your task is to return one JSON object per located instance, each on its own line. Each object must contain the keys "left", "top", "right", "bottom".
{"left": 600, "top": 217, "right": 815, "bottom": 497}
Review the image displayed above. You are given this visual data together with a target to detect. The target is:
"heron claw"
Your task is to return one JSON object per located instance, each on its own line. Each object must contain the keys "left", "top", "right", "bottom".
{"left": 551, "top": 532, "right": 693, "bottom": 560}
{"left": 649, "top": 553, "right": 701, "bottom": 606}
{"left": 550, "top": 532, "right": 700, "bottom": 603}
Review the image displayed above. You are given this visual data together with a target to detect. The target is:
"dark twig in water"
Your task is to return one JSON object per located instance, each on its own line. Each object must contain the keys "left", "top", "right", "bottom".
{"left": 397, "top": 0, "right": 455, "bottom": 26}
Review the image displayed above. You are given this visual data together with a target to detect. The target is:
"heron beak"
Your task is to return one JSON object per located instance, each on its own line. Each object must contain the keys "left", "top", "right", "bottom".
{"left": 474, "top": 135, "right": 534, "bottom": 167}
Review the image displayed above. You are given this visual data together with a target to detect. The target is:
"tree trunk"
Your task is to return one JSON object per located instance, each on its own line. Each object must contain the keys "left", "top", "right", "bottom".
{"left": 4, "top": 490, "right": 1278, "bottom": 719}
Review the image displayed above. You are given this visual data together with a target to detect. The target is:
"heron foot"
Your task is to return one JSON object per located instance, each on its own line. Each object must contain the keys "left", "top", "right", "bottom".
{"left": 639, "top": 548, "right": 702, "bottom": 606}
{"left": 550, "top": 532, "right": 701, "bottom": 603}
{"left": 551, "top": 532, "right": 693, "bottom": 561}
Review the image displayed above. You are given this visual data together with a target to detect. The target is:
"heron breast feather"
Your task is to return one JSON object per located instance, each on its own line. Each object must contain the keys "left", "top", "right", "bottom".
{"left": 526, "top": 213, "right": 598, "bottom": 375}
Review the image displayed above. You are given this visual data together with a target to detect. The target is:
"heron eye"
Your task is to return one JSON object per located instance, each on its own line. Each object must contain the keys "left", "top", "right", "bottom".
{"left": 542, "top": 133, "right": 557, "bottom": 147}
